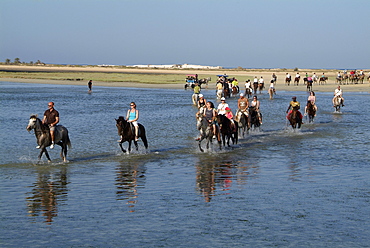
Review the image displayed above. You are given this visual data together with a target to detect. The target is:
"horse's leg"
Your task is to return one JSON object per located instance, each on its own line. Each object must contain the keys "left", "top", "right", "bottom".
{"left": 134, "top": 141, "right": 139, "bottom": 151}
{"left": 40, "top": 148, "right": 51, "bottom": 162}
{"left": 119, "top": 142, "right": 126, "bottom": 153}
{"left": 127, "top": 140, "right": 132, "bottom": 153}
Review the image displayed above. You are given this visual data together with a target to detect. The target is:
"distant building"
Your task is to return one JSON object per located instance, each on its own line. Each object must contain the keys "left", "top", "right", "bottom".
{"left": 130, "top": 64, "right": 222, "bottom": 69}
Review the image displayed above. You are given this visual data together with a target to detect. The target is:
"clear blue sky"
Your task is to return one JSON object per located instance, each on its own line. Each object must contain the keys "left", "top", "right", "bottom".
{"left": 1, "top": 0, "right": 369, "bottom": 69}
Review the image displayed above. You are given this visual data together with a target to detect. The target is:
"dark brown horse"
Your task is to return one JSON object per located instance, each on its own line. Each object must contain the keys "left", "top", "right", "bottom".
{"left": 285, "top": 76, "right": 291, "bottom": 86}
{"left": 306, "top": 101, "right": 316, "bottom": 123}
{"left": 287, "top": 108, "right": 302, "bottom": 129}
{"left": 294, "top": 76, "right": 300, "bottom": 85}
{"left": 253, "top": 82, "right": 258, "bottom": 94}
{"left": 258, "top": 83, "right": 264, "bottom": 94}
{"left": 319, "top": 76, "right": 328, "bottom": 85}
{"left": 26, "top": 115, "right": 71, "bottom": 162}
{"left": 249, "top": 107, "right": 262, "bottom": 130}
{"left": 216, "top": 114, "right": 238, "bottom": 147}
{"left": 116, "top": 116, "right": 148, "bottom": 153}
{"left": 306, "top": 80, "right": 313, "bottom": 91}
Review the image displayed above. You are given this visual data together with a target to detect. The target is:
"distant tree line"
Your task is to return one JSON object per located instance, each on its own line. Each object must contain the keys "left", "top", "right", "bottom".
{"left": 2, "top": 58, "right": 45, "bottom": 65}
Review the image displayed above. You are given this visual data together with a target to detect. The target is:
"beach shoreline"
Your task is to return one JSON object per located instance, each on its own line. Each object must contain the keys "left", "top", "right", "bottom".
{"left": 1, "top": 65, "right": 369, "bottom": 92}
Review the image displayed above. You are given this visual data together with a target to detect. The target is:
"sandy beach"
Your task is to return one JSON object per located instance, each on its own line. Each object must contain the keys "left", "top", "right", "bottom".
{"left": 1, "top": 65, "right": 369, "bottom": 92}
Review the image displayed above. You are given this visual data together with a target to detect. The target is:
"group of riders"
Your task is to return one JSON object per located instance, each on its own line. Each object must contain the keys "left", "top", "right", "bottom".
{"left": 195, "top": 92, "right": 263, "bottom": 141}
{"left": 336, "top": 69, "right": 367, "bottom": 84}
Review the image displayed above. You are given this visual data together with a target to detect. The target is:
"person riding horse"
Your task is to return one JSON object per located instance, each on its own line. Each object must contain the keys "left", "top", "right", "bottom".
{"left": 126, "top": 102, "right": 139, "bottom": 141}
{"left": 286, "top": 96, "right": 303, "bottom": 125}
{"left": 332, "top": 86, "right": 345, "bottom": 107}
{"left": 250, "top": 95, "right": 262, "bottom": 125}
{"left": 40, "top": 102, "right": 59, "bottom": 149}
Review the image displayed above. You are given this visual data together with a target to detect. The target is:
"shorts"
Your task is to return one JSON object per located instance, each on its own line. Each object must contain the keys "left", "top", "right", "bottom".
{"left": 131, "top": 121, "right": 138, "bottom": 127}
{"left": 49, "top": 125, "right": 56, "bottom": 131}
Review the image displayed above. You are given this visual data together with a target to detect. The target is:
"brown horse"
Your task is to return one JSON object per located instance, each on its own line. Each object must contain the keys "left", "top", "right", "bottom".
{"left": 287, "top": 108, "right": 302, "bottom": 129}
{"left": 319, "top": 76, "right": 328, "bottom": 85}
{"left": 306, "top": 80, "right": 313, "bottom": 91}
{"left": 116, "top": 116, "right": 148, "bottom": 153}
{"left": 26, "top": 115, "right": 71, "bottom": 162}
{"left": 285, "top": 76, "right": 291, "bottom": 86}
{"left": 306, "top": 101, "right": 316, "bottom": 123}
{"left": 216, "top": 114, "right": 238, "bottom": 147}
{"left": 249, "top": 107, "right": 262, "bottom": 130}
{"left": 294, "top": 76, "right": 300, "bottom": 85}
{"left": 253, "top": 82, "right": 258, "bottom": 94}
{"left": 258, "top": 83, "right": 264, "bottom": 94}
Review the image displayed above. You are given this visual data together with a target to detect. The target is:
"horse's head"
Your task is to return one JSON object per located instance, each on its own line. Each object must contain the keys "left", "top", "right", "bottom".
{"left": 115, "top": 116, "right": 127, "bottom": 135}
{"left": 26, "top": 114, "right": 39, "bottom": 132}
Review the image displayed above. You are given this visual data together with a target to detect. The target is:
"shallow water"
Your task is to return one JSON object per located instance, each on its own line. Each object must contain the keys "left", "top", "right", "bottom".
{"left": 1, "top": 81, "right": 369, "bottom": 247}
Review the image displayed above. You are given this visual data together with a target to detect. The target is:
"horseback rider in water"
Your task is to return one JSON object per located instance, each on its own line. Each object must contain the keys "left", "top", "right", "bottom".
{"left": 332, "top": 86, "right": 345, "bottom": 107}
{"left": 235, "top": 93, "right": 249, "bottom": 127}
{"left": 286, "top": 96, "right": 303, "bottom": 124}
{"left": 126, "top": 102, "right": 139, "bottom": 141}
{"left": 39, "top": 102, "right": 59, "bottom": 149}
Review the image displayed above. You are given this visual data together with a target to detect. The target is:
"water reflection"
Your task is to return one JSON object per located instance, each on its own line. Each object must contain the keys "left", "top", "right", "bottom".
{"left": 195, "top": 156, "right": 260, "bottom": 202}
{"left": 115, "top": 160, "right": 146, "bottom": 212}
{"left": 26, "top": 166, "right": 69, "bottom": 224}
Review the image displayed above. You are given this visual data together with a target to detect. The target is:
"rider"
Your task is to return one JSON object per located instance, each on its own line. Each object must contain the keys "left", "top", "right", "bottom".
{"left": 332, "top": 86, "right": 345, "bottom": 107}
{"left": 232, "top": 78, "right": 239, "bottom": 92}
{"left": 216, "top": 81, "right": 223, "bottom": 98}
{"left": 250, "top": 95, "right": 262, "bottom": 124}
{"left": 204, "top": 101, "right": 218, "bottom": 139}
{"left": 41, "top": 102, "right": 59, "bottom": 149}
{"left": 225, "top": 107, "right": 236, "bottom": 132}
{"left": 244, "top": 80, "right": 252, "bottom": 95}
{"left": 235, "top": 93, "right": 249, "bottom": 120}
{"left": 307, "top": 91, "right": 318, "bottom": 112}
{"left": 286, "top": 96, "right": 303, "bottom": 124}
{"left": 197, "top": 94, "right": 207, "bottom": 111}
{"left": 217, "top": 97, "right": 229, "bottom": 115}
{"left": 126, "top": 102, "right": 139, "bottom": 141}
{"left": 193, "top": 83, "right": 201, "bottom": 95}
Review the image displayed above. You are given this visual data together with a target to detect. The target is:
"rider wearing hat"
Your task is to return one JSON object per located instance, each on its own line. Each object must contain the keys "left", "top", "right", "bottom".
{"left": 217, "top": 97, "right": 229, "bottom": 115}
{"left": 286, "top": 96, "right": 303, "bottom": 124}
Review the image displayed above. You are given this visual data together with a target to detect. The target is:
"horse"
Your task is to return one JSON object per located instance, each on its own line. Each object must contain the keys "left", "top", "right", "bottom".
{"left": 116, "top": 116, "right": 148, "bottom": 153}
{"left": 294, "top": 76, "right": 300, "bottom": 85}
{"left": 249, "top": 107, "right": 262, "bottom": 130}
{"left": 244, "top": 87, "right": 252, "bottom": 98}
{"left": 287, "top": 107, "right": 302, "bottom": 129}
{"left": 319, "top": 76, "right": 328, "bottom": 85}
{"left": 231, "top": 86, "right": 239, "bottom": 97}
{"left": 236, "top": 111, "right": 249, "bottom": 138}
{"left": 258, "top": 83, "right": 264, "bottom": 94}
{"left": 306, "top": 101, "right": 316, "bottom": 123}
{"left": 196, "top": 116, "right": 221, "bottom": 152}
{"left": 333, "top": 96, "right": 342, "bottom": 112}
{"left": 253, "top": 82, "right": 258, "bottom": 94}
{"left": 198, "top": 77, "right": 211, "bottom": 88}
{"left": 268, "top": 87, "right": 275, "bottom": 100}
{"left": 223, "top": 86, "right": 230, "bottom": 98}
{"left": 306, "top": 80, "right": 313, "bottom": 91}
{"left": 285, "top": 76, "right": 291, "bottom": 86}
{"left": 216, "top": 114, "right": 238, "bottom": 147}
{"left": 26, "top": 115, "right": 71, "bottom": 162}
{"left": 192, "top": 93, "right": 199, "bottom": 105}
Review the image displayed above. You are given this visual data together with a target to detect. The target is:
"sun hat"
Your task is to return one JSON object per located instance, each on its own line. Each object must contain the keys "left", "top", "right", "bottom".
{"left": 199, "top": 94, "right": 203, "bottom": 98}
{"left": 225, "top": 107, "right": 231, "bottom": 112}
{"left": 221, "top": 97, "right": 226, "bottom": 101}
{"left": 240, "top": 93, "right": 244, "bottom": 96}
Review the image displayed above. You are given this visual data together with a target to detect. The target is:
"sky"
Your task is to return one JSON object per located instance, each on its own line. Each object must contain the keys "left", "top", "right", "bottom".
{"left": 1, "top": 0, "right": 369, "bottom": 69}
